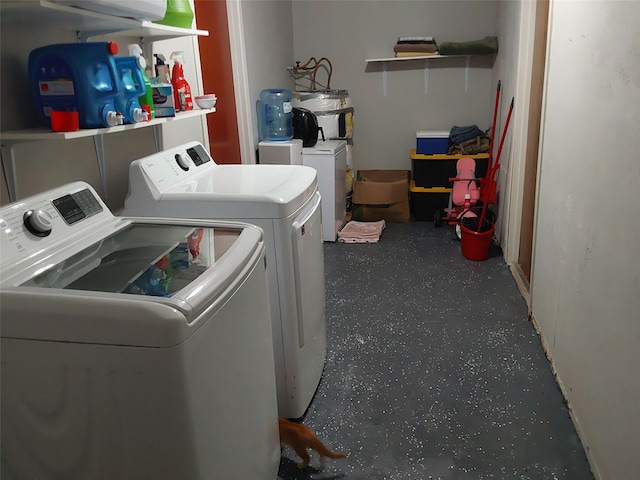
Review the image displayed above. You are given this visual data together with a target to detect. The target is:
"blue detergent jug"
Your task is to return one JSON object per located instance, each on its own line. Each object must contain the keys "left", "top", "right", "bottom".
{"left": 114, "top": 56, "right": 148, "bottom": 124}
{"left": 29, "top": 42, "right": 123, "bottom": 129}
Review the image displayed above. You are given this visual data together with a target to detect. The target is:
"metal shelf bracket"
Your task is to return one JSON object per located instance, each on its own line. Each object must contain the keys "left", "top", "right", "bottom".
{"left": 92, "top": 135, "right": 108, "bottom": 199}
{"left": 382, "top": 61, "right": 388, "bottom": 96}
{"left": 1, "top": 141, "right": 21, "bottom": 202}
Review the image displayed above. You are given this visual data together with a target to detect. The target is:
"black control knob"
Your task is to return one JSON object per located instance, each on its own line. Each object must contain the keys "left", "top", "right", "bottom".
{"left": 175, "top": 153, "right": 190, "bottom": 171}
{"left": 23, "top": 209, "right": 52, "bottom": 237}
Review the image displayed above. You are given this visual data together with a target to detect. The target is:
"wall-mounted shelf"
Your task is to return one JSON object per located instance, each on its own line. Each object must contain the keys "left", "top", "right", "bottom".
{"left": 0, "top": 1, "right": 208, "bottom": 41}
{"left": 365, "top": 54, "right": 471, "bottom": 63}
{"left": 1, "top": 109, "right": 216, "bottom": 202}
{"left": 365, "top": 54, "right": 495, "bottom": 96}
{"left": 0, "top": 0, "right": 211, "bottom": 203}
{"left": 1, "top": 109, "right": 215, "bottom": 143}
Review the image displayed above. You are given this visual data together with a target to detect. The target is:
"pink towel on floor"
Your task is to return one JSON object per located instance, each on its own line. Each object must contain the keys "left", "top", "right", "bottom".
{"left": 338, "top": 220, "right": 386, "bottom": 243}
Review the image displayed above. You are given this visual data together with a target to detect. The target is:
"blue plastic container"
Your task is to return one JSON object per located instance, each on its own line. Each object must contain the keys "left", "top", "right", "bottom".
{"left": 29, "top": 42, "right": 123, "bottom": 129}
{"left": 416, "top": 130, "right": 450, "bottom": 155}
{"left": 258, "top": 89, "right": 294, "bottom": 141}
{"left": 114, "top": 56, "right": 148, "bottom": 124}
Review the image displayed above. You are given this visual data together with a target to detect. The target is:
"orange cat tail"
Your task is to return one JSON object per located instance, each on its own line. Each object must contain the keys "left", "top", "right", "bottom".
{"left": 311, "top": 439, "right": 348, "bottom": 460}
{"left": 326, "top": 450, "right": 348, "bottom": 460}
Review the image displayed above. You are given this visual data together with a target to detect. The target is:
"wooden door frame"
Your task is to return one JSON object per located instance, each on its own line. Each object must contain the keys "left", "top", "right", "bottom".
{"left": 505, "top": 0, "right": 548, "bottom": 306}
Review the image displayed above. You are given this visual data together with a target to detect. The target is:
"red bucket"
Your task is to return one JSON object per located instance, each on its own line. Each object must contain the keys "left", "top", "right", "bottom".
{"left": 460, "top": 221, "right": 495, "bottom": 261}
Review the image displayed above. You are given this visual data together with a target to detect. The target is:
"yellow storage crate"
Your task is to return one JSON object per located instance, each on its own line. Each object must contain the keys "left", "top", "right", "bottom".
{"left": 409, "top": 181, "right": 452, "bottom": 222}
{"left": 410, "top": 149, "right": 489, "bottom": 188}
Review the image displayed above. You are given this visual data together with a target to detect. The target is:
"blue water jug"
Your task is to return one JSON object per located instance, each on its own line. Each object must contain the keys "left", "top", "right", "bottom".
{"left": 258, "top": 89, "right": 294, "bottom": 141}
{"left": 29, "top": 42, "right": 123, "bottom": 129}
{"left": 114, "top": 56, "right": 148, "bottom": 124}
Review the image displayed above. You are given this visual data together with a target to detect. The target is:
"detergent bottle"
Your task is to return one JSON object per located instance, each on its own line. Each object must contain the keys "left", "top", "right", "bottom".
{"left": 114, "top": 55, "right": 148, "bottom": 124}
{"left": 170, "top": 51, "right": 193, "bottom": 111}
{"left": 128, "top": 44, "right": 155, "bottom": 120}
{"left": 28, "top": 42, "right": 122, "bottom": 128}
{"left": 154, "top": 0, "right": 194, "bottom": 29}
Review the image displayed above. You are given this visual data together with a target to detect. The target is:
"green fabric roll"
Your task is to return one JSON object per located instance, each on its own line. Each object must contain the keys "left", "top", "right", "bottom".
{"left": 438, "top": 36, "right": 499, "bottom": 55}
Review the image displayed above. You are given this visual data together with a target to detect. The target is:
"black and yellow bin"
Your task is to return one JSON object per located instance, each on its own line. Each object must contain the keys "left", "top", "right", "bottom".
{"left": 409, "top": 181, "right": 452, "bottom": 222}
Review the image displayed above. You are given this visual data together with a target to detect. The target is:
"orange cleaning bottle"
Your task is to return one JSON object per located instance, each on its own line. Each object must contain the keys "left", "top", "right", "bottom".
{"left": 170, "top": 51, "right": 193, "bottom": 111}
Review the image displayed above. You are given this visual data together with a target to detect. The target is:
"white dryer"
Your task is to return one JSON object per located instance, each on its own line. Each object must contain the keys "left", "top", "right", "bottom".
{"left": 123, "top": 141, "right": 327, "bottom": 419}
{"left": 0, "top": 182, "right": 279, "bottom": 480}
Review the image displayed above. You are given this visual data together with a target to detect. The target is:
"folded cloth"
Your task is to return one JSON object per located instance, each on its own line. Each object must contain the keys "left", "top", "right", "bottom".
{"left": 438, "top": 36, "right": 499, "bottom": 55}
{"left": 395, "top": 51, "right": 439, "bottom": 58}
{"left": 393, "top": 43, "right": 438, "bottom": 54}
{"left": 338, "top": 220, "right": 386, "bottom": 243}
{"left": 450, "top": 125, "right": 484, "bottom": 144}
{"left": 397, "top": 36, "right": 435, "bottom": 44}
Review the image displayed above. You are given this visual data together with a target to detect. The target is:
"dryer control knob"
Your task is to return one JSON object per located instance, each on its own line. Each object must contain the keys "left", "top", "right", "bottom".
{"left": 24, "top": 209, "right": 52, "bottom": 236}
{"left": 175, "top": 153, "right": 190, "bottom": 171}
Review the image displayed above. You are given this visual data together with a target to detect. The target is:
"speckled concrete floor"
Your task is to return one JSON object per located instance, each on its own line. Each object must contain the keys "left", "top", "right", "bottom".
{"left": 277, "top": 222, "right": 593, "bottom": 480}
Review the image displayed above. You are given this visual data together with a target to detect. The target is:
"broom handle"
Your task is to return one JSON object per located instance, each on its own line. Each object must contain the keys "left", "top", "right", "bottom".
{"left": 488, "top": 80, "right": 501, "bottom": 173}
{"left": 493, "top": 97, "right": 515, "bottom": 174}
{"left": 480, "top": 80, "right": 501, "bottom": 206}
{"left": 477, "top": 97, "right": 515, "bottom": 232}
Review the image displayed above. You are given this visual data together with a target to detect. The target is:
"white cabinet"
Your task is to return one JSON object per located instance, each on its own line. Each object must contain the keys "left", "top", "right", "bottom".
{"left": 0, "top": 0, "right": 211, "bottom": 201}
{"left": 302, "top": 140, "right": 347, "bottom": 242}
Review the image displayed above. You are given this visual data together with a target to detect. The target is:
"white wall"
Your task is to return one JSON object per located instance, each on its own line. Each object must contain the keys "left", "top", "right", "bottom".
{"left": 487, "top": 0, "right": 521, "bottom": 245}
{"left": 291, "top": 0, "right": 498, "bottom": 171}
{"left": 531, "top": 1, "right": 640, "bottom": 478}
{"left": 235, "top": 0, "right": 295, "bottom": 162}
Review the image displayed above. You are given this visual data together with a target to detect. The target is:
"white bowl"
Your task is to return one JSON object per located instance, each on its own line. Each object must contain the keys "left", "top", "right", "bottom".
{"left": 194, "top": 94, "right": 217, "bottom": 109}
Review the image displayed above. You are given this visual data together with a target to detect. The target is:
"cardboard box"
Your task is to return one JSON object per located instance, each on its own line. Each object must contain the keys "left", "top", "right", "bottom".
{"left": 351, "top": 170, "right": 411, "bottom": 223}
{"left": 416, "top": 130, "right": 450, "bottom": 155}
{"left": 151, "top": 84, "right": 175, "bottom": 117}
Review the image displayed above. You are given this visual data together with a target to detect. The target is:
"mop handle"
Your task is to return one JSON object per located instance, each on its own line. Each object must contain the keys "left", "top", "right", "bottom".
{"left": 477, "top": 97, "right": 515, "bottom": 232}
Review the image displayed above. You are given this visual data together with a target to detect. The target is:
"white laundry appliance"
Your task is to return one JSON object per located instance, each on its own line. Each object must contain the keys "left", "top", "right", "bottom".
{"left": 0, "top": 182, "right": 280, "bottom": 480}
{"left": 123, "top": 141, "right": 327, "bottom": 419}
{"left": 302, "top": 140, "right": 347, "bottom": 242}
{"left": 258, "top": 139, "right": 303, "bottom": 165}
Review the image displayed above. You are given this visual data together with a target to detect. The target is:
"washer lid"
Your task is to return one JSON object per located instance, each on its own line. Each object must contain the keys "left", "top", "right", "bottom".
{"left": 125, "top": 141, "right": 318, "bottom": 219}
{"left": 302, "top": 139, "right": 346, "bottom": 155}
{"left": 159, "top": 164, "right": 318, "bottom": 219}
{"left": 1, "top": 217, "right": 266, "bottom": 347}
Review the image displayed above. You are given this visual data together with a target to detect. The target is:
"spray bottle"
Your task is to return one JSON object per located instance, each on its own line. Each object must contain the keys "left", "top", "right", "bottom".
{"left": 128, "top": 44, "right": 154, "bottom": 120}
{"left": 170, "top": 51, "right": 193, "bottom": 111}
{"left": 154, "top": 53, "right": 171, "bottom": 83}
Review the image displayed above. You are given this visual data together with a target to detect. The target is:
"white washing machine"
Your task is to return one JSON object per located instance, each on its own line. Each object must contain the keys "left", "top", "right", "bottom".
{"left": 302, "top": 140, "right": 347, "bottom": 242}
{"left": 0, "top": 182, "right": 280, "bottom": 480}
{"left": 123, "top": 141, "right": 327, "bottom": 419}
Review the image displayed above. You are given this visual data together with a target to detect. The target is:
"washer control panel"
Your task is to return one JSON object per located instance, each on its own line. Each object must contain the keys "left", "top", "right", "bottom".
{"left": 134, "top": 141, "right": 214, "bottom": 190}
{"left": 0, "top": 182, "right": 109, "bottom": 267}
{"left": 51, "top": 188, "right": 103, "bottom": 225}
